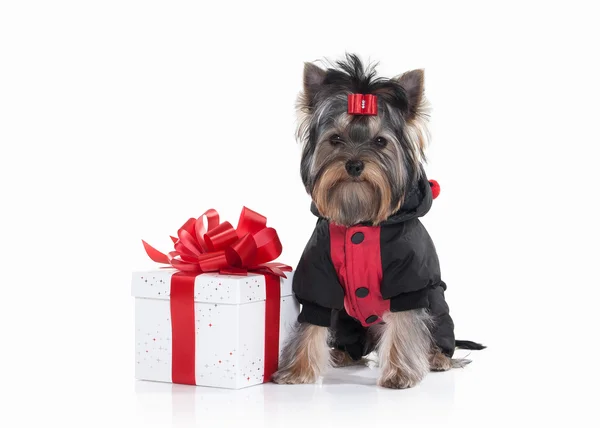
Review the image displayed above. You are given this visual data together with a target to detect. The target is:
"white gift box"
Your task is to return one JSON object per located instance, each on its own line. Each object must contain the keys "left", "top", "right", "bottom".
{"left": 131, "top": 269, "right": 299, "bottom": 389}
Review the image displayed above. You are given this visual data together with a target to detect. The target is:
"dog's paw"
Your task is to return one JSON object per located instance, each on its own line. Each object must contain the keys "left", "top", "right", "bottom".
{"left": 429, "top": 351, "right": 453, "bottom": 372}
{"left": 377, "top": 370, "right": 422, "bottom": 389}
{"left": 271, "top": 365, "right": 319, "bottom": 385}
{"left": 330, "top": 349, "right": 368, "bottom": 368}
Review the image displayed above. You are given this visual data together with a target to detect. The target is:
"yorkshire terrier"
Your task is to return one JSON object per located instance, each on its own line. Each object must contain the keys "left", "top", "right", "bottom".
{"left": 273, "top": 54, "right": 484, "bottom": 389}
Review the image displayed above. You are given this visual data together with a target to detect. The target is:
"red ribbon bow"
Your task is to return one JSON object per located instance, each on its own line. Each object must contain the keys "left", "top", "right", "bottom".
{"left": 142, "top": 207, "right": 290, "bottom": 385}
{"left": 348, "top": 93, "right": 377, "bottom": 115}
{"left": 142, "top": 207, "right": 291, "bottom": 278}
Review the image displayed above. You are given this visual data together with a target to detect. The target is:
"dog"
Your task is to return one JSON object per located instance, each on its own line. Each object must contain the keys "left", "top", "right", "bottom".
{"left": 272, "top": 54, "right": 484, "bottom": 389}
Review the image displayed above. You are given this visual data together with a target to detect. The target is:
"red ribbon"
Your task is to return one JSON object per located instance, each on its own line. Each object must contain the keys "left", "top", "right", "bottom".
{"left": 142, "top": 207, "right": 291, "bottom": 385}
{"left": 348, "top": 93, "right": 377, "bottom": 115}
{"left": 262, "top": 274, "right": 281, "bottom": 382}
{"left": 170, "top": 272, "right": 196, "bottom": 385}
{"left": 142, "top": 206, "right": 291, "bottom": 278}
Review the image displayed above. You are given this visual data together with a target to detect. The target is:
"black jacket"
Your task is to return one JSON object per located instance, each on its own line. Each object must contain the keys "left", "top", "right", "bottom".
{"left": 292, "top": 174, "right": 456, "bottom": 358}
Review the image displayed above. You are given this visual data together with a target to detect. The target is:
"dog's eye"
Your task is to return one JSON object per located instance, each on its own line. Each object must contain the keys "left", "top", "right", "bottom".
{"left": 329, "top": 135, "right": 344, "bottom": 146}
{"left": 374, "top": 136, "right": 388, "bottom": 148}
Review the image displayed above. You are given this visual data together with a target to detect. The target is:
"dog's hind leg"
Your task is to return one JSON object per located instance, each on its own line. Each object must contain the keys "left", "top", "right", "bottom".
{"left": 272, "top": 322, "right": 330, "bottom": 384}
{"left": 429, "top": 349, "right": 453, "bottom": 371}
{"left": 377, "top": 309, "right": 432, "bottom": 389}
{"left": 430, "top": 349, "right": 473, "bottom": 370}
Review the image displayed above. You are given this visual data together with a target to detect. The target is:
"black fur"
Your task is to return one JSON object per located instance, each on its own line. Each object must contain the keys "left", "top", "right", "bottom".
{"left": 455, "top": 340, "right": 487, "bottom": 350}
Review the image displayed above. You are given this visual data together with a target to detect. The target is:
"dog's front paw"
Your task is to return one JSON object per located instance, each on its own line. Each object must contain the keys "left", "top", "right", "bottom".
{"left": 378, "top": 370, "right": 423, "bottom": 389}
{"left": 272, "top": 364, "right": 319, "bottom": 385}
{"left": 271, "top": 323, "right": 329, "bottom": 385}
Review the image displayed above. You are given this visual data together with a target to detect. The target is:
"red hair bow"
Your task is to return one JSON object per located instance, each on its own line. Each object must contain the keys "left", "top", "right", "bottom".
{"left": 348, "top": 94, "right": 377, "bottom": 115}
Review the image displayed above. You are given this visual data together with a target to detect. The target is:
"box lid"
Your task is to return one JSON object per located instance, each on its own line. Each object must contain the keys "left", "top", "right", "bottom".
{"left": 131, "top": 269, "right": 294, "bottom": 305}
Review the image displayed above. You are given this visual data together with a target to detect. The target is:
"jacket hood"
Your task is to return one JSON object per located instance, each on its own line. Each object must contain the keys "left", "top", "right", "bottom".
{"left": 309, "top": 171, "right": 433, "bottom": 226}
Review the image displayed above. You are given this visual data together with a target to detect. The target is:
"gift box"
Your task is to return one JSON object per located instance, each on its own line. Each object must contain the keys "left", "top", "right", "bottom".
{"left": 131, "top": 269, "right": 299, "bottom": 389}
{"left": 132, "top": 207, "right": 299, "bottom": 389}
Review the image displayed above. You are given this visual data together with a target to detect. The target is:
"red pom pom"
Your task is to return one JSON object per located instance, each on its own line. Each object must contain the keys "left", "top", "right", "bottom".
{"left": 429, "top": 180, "right": 440, "bottom": 199}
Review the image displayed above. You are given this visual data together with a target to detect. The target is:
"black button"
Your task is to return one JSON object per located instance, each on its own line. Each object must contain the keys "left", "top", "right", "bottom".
{"left": 365, "top": 315, "right": 378, "bottom": 324}
{"left": 355, "top": 287, "right": 369, "bottom": 298}
{"left": 351, "top": 232, "right": 364, "bottom": 244}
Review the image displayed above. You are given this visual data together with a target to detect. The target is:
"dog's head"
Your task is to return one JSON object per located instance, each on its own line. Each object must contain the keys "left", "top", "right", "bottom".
{"left": 296, "top": 54, "right": 430, "bottom": 226}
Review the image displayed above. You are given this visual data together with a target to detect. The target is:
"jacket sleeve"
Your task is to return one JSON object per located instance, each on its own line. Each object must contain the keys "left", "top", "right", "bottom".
{"left": 427, "top": 281, "right": 456, "bottom": 357}
{"left": 381, "top": 219, "right": 441, "bottom": 312}
{"left": 381, "top": 220, "right": 456, "bottom": 356}
{"left": 292, "top": 219, "right": 345, "bottom": 327}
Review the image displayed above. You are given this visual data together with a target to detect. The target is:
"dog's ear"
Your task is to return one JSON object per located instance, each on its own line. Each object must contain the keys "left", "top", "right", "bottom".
{"left": 301, "top": 62, "right": 327, "bottom": 110}
{"left": 396, "top": 69, "right": 425, "bottom": 122}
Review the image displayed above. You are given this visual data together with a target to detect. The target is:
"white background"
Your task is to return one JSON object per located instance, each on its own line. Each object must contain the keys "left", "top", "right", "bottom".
{"left": 1, "top": 1, "right": 599, "bottom": 427}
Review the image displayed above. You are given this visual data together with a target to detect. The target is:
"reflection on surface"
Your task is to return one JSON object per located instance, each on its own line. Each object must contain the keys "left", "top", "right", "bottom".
{"left": 134, "top": 361, "right": 458, "bottom": 427}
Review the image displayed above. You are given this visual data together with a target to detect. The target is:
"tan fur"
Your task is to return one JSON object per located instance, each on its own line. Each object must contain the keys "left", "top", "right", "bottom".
{"left": 295, "top": 104, "right": 311, "bottom": 147}
{"left": 312, "top": 160, "right": 392, "bottom": 226}
{"left": 333, "top": 112, "right": 353, "bottom": 132}
{"left": 330, "top": 349, "right": 368, "bottom": 367}
{"left": 272, "top": 323, "right": 330, "bottom": 384}
{"left": 404, "top": 97, "right": 431, "bottom": 158}
{"left": 365, "top": 114, "right": 382, "bottom": 136}
{"left": 312, "top": 162, "right": 346, "bottom": 218}
{"left": 429, "top": 350, "right": 452, "bottom": 372}
{"left": 377, "top": 309, "right": 432, "bottom": 389}
{"left": 361, "top": 161, "right": 392, "bottom": 225}
{"left": 398, "top": 69, "right": 431, "bottom": 158}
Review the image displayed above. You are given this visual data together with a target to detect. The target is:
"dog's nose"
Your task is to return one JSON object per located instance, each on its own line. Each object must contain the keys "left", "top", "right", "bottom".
{"left": 345, "top": 160, "right": 365, "bottom": 177}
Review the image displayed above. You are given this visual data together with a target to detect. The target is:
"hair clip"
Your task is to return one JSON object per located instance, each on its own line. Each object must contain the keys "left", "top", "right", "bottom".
{"left": 348, "top": 94, "right": 377, "bottom": 115}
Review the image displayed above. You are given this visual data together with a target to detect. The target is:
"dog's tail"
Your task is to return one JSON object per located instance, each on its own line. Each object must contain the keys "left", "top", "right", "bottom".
{"left": 455, "top": 340, "right": 486, "bottom": 350}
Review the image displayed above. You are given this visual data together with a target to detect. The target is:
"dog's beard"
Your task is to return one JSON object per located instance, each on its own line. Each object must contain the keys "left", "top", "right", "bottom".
{"left": 313, "top": 161, "right": 392, "bottom": 226}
